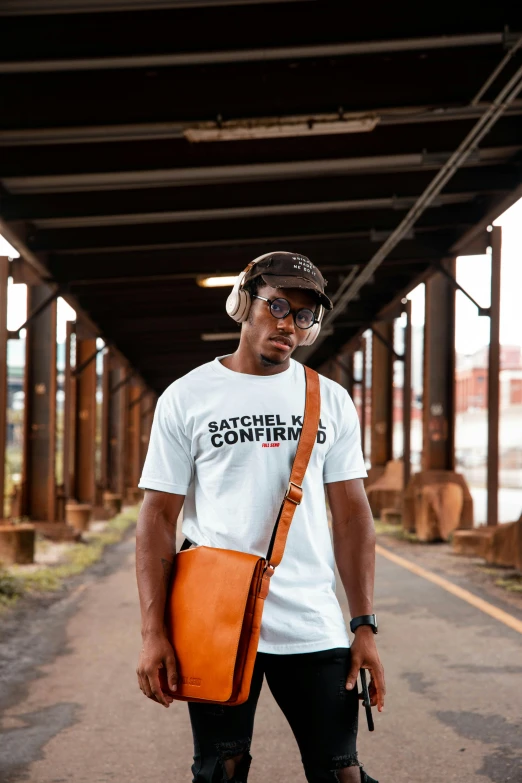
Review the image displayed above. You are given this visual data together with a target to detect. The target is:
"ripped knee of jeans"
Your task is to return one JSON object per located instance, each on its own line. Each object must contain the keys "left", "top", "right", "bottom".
{"left": 331, "top": 753, "right": 362, "bottom": 782}
{"left": 215, "top": 738, "right": 252, "bottom": 782}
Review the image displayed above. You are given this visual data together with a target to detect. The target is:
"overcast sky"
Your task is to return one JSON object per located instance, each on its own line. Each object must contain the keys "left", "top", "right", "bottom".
{"left": 1, "top": 197, "right": 522, "bottom": 352}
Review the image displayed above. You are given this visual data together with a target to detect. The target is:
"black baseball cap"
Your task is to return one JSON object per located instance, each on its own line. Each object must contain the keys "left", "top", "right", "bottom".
{"left": 243, "top": 251, "right": 333, "bottom": 310}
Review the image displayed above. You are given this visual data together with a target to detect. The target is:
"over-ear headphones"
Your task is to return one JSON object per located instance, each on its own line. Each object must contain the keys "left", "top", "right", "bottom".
{"left": 225, "top": 253, "right": 325, "bottom": 346}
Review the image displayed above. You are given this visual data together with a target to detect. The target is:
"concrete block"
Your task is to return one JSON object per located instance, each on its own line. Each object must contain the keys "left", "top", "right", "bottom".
{"left": 0, "top": 523, "right": 35, "bottom": 565}
{"left": 65, "top": 503, "right": 92, "bottom": 533}
{"left": 366, "top": 460, "right": 404, "bottom": 517}
{"left": 453, "top": 517, "right": 522, "bottom": 570}
{"left": 452, "top": 528, "right": 494, "bottom": 559}
{"left": 30, "top": 522, "right": 81, "bottom": 542}
{"left": 381, "top": 508, "right": 403, "bottom": 525}
{"left": 103, "top": 492, "right": 122, "bottom": 517}
{"left": 404, "top": 471, "right": 474, "bottom": 540}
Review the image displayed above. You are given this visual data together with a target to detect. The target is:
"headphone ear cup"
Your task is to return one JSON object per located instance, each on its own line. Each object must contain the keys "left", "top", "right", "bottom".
{"left": 226, "top": 271, "right": 252, "bottom": 323}
{"left": 300, "top": 305, "right": 324, "bottom": 346}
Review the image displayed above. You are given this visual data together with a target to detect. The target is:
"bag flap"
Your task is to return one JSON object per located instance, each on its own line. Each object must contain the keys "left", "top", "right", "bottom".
{"left": 166, "top": 546, "right": 262, "bottom": 702}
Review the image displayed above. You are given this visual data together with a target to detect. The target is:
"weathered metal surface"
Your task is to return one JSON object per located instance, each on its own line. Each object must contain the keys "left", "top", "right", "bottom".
{"left": 62, "top": 319, "right": 76, "bottom": 500}
{"left": 74, "top": 325, "right": 97, "bottom": 504}
{"left": 402, "top": 299, "right": 412, "bottom": 489}
{"left": 107, "top": 352, "right": 128, "bottom": 497}
{"left": 371, "top": 322, "right": 394, "bottom": 468}
{"left": 487, "top": 226, "right": 502, "bottom": 526}
{"left": 0, "top": 257, "right": 8, "bottom": 517}
{"left": 422, "top": 262, "right": 456, "bottom": 472}
{"left": 21, "top": 283, "right": 57, "bottom": 521}
{"left": 125, "top": 382, "right": 142, "bottom": 495}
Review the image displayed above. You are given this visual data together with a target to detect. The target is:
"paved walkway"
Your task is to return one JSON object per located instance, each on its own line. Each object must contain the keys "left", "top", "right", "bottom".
{"left": 0, "top": 529, "right": 521, "bottom": 783}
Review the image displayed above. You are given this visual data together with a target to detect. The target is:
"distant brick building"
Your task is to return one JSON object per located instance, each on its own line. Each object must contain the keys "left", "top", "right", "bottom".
{"left": 456, "top": 345, "right": 522, "bottom": 412}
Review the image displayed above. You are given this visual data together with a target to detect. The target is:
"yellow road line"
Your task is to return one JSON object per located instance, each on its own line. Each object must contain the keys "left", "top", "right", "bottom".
{"left": 375, "top": 543, "right": 522, "bottom": 636}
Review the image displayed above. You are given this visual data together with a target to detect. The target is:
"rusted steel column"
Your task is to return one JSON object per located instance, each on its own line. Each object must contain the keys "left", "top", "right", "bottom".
{"left": 100, "top": 350, "right": 110, "bottom": 492}
{"left": 403, "top": 300, "right": 412, "bottom": 489}
{"left": 487, "top": 227, "right": 502, "bottom": 526}
{"left": 361, "top": 336, "right": 367, "bottom": 459}
{"left": 140, "top": 392, "right": 156, "bottom": 474}
{"left": 371, "top": 322, "right": 394, "bottom": 468}
{"left": 422, "top": 261, "right": 456, "bottom": 471}
{"left": 107, "top": 353, "right": 128, "bottom": 497}
{"left": 73, "top": 323, "right": 97, "bottom": 504}
{"left": 126, "top": 381, "right": 143, "bottom": 495}
{"left": 344, "top": 353, "right": 354, "bottom": 397}
{"left": 63, "top": 320, "right": 76, "bottom": 500}
{"left": 21, "top": 284, "right": 57, "bottom": 522}
{"left": 0, "top": 257, "right": 8, "bottom": 517}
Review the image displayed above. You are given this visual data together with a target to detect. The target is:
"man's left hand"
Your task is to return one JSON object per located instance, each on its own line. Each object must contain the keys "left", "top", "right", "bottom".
{"left": 345, "top": 626, "right": 386, "bottom": 712}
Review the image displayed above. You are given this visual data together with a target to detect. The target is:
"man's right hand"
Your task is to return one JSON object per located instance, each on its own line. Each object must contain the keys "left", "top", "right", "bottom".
{"left": 136, "top": 633, "right": 178, "bottom": 708}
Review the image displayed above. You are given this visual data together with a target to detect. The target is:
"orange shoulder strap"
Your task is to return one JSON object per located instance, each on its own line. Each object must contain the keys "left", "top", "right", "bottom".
{"left": 266, "top": 365, "right": 320, "bottom": 568}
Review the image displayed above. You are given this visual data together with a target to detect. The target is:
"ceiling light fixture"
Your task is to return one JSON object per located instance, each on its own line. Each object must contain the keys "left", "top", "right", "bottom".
{"left": 197, "top": 274, "right": 237, "bottom": 288}
{"left": 185, "top": 113, "right": 379, "bottom": 143}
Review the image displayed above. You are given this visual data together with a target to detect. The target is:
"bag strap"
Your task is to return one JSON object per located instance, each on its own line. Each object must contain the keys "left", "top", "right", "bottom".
{"left": 265, "top": 365, "right": 320, "bottom": 569}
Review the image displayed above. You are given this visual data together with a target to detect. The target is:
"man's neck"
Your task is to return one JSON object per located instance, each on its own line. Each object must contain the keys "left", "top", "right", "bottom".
{"left": 220, "top": 345, "right": 291, "bottom": 376}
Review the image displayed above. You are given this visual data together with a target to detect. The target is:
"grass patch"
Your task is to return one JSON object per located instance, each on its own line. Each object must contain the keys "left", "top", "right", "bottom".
{"left": 494, "top": 574, "right": 522, "bottom": 593}
{"left": 0, "top": 506, "right": 139, "bottom": 610}
{"left": 374, "top": 520, "right": 419, "bottom": 543}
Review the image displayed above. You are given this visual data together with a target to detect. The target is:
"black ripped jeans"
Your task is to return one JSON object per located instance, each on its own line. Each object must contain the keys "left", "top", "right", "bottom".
{"left": 188, "top": 647, "right": 378, "bottom": 783}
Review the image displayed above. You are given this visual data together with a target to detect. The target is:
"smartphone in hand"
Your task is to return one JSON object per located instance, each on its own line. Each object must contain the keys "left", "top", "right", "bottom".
{"left": 360, "top": 668, "right": 374, "bottom": 731}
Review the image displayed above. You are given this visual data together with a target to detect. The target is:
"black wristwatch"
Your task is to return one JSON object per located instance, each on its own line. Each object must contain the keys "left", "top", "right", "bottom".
{"left": 350, "top": 614, "right": 378, "bottom": 634}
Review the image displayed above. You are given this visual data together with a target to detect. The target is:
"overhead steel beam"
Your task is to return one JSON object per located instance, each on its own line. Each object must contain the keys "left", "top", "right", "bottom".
{"left": 0, "top": 32, "right": 512, "bottom": 74}
{"left": 4, "top": 147, "right": 515, "bottom": 194}
{"left": 2, "top": 102, "right": 522, "bottom": 146}
{"left": 29, "top": 192, "right": 478, "bottom": 230}
{"left": 0, "top": 0, "right": 311, "bottom": 15}
{"left": 298, "top": 38, "right": 522, "bottom": 362}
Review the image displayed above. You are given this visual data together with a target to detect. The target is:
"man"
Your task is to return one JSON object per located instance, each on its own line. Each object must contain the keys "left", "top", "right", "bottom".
{"left": 136, "top": 251, "right": 385, "bottom": 783}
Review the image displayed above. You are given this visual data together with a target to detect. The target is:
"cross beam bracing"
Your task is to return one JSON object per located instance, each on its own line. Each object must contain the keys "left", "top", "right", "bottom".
{"left": 1, "top": 1, "right": 522, "bottom": 392}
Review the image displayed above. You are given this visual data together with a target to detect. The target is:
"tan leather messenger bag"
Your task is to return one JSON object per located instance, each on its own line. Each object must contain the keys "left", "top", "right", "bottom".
{"left": 164, "top": 365, "right": 320, "bottom": 706}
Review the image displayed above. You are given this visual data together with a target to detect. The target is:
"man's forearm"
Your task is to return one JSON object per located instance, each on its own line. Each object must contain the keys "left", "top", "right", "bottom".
{"left": 135, "top": 492, "right": 181, "bottom": 639}
{"left": 328, "top": 480, "right": 376, "bottom": 618}
{"left": 333, "top": 511, "right": 376, "bottom": 618}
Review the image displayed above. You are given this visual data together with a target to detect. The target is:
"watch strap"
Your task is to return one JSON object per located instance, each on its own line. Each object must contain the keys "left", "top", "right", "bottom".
{"left": 350, "top": 614, "right": 378, "bottom": 634}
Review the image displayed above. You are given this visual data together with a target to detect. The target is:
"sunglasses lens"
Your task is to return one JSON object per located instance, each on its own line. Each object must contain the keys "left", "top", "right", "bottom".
{"left": 270, "top": 298, "right": 291, "bottom": 318}
{"left": 295, "top": 309, "right": 315, "bottom": 329}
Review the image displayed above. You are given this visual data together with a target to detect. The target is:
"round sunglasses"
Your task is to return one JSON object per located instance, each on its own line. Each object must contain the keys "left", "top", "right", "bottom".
{"left": 252, "top": 295, "right": 318, "bottom": 329}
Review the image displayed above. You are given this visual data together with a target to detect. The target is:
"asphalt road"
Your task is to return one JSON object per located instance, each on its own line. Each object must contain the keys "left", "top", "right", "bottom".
{"left": 0, "top": 530, "right": 521, "bottom": 783}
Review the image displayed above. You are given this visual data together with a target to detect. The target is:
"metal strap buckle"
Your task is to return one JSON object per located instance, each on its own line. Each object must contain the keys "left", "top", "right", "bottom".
{"left": 285, "top": 480, "right": 303, "bottom": 505}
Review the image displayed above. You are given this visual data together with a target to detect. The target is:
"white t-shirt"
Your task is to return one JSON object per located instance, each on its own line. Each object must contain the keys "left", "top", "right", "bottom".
{"left": 139, "top": 355, "right": 367, "bottom": 654}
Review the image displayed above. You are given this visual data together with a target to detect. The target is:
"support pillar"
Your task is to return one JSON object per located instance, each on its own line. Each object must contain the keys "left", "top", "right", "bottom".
{"left": 402, "top": 300, "right": 412, "bottom": 489}
{"left": 422, "top": 261, "right": 456, "bottom": 471}
{"left": 369, "top": 322, "right": 393, "bottom": 480}
{"left": 403, "top": 262, "right": 473, "bottom": 539}
{"left": 21, "top": 283, "right": 57, "bottom": 522}
{"left": 140, "top": 392, "right": 156, "bottom": 476}
{"left": 125, "top": 381, "right": 143, "bottom": 503}
{"left": 107, "top": 353, "right": 129, "bottom": 500}
{"left": 100, "top": 350, "right": 110, "bottom": 493}
{"left": 0, "top": 258, "right": 8, "bottom": 518}
{"left": 361, "top": 335, "right": 367, "bottom": 460}
{"left": 73, "top": 323, "right": 97, "bottom": 505}
{"left": 63, "top": 321, "right": 76, "bottom": 501}
{"left": 487, "top": 226, "right": 502, "bottom": 526}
